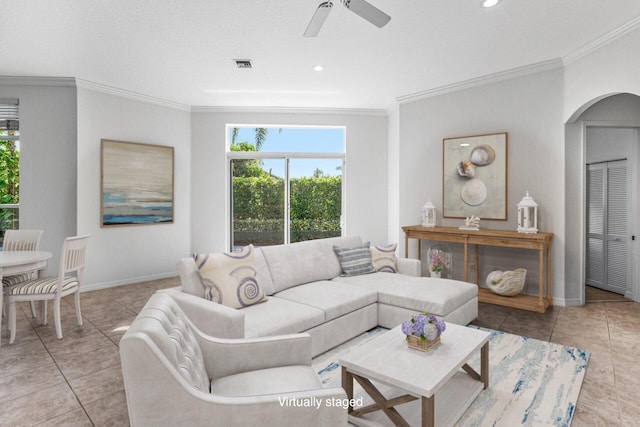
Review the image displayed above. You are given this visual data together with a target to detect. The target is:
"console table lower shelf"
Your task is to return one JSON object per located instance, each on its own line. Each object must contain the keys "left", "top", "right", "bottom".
{"left": 478, "top": 287, "right": 552, "bottom": 313}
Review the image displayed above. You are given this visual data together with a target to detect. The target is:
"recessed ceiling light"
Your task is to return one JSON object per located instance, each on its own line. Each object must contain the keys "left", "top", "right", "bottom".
{"left": 482, "top": 0, "right": 500, "bottom": 7}
{"left": 313, "top": 65, "right": 325, "bottom": 72}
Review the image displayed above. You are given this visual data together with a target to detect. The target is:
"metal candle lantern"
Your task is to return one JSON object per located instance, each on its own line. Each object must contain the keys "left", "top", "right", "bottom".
{"left": 517, "top": 191, "right": 538, "bottom": 234}
{"left": 422, "top": 200, "right": 437, "bottom": 227}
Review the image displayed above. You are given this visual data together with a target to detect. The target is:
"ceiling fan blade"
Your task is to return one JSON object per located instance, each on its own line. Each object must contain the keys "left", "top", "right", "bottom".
{"left": 304, "top": 1, "right": 333, "bottom": 37}
{"left": 342, "top": 0, "right": 390, "bottom": 28}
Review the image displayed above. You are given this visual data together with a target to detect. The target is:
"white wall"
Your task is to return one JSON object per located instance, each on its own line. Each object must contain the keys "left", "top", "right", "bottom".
{"left": 190, "top": 109, "right": 389, "bottom": 253}
{"left": 387, "top": 108, "right": 400, "bottom": 245}
{"left": 395, "top": 68, "right": 567, "bottom": 301}
{"left": 0, "top": 79, "right": 77, "bottom": 273}
{"left": 565, "top": 26, "right": 640, "bottom": 122}
{"left": 586, "top": 126, "right": 637, "bottom": 164}
{"left": 76, "top": 88, "right": 191, "bottom": 289}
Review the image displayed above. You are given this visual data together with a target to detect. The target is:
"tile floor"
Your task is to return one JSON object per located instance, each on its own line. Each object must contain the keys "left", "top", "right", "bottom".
{"left": 1, "top": 279, "right": 639, "bottom": 426}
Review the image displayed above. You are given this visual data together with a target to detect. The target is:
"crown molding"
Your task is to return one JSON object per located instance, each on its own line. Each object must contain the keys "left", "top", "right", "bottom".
{"left": 75, "top": 79, "right": 191, "bottom": 112}
{"left": 191, "top": 105, "right": 387, "bottom": 116}
{"left": 396, "top": 59, "right": 564, "bottom": 105}
{"left": 564, "top": 15, "right": 640, "bottom": 65}
{"left": 0, "top": 76, "right": 76, "bottom": 87}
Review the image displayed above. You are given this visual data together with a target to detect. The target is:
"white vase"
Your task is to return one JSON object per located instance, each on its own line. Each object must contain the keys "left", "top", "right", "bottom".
{"left": 430, "top": 271, "right": 441, "bottom": 278}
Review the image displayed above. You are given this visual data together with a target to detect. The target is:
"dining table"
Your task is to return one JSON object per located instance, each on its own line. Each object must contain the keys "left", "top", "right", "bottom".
{"left": 0, "top": 250, "right": 53, "bottom": 347}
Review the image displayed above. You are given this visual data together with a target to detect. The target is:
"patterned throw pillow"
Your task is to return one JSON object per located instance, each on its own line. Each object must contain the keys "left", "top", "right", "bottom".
{"left": 193, "top": 245, "right": 265, "bottom": 308}
{"left": 371, "top": 243, "right": 398, "bottom": 273}
{"left": 333, "top": 242, "right": 376, "bottom": 276}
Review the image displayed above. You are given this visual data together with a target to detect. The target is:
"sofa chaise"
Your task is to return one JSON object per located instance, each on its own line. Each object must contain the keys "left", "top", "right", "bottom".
{"left": 163, "top": 236, "right": 478, "bottom": 357}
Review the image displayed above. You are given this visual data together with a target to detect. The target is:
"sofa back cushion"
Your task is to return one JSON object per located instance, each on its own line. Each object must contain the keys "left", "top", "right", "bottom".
{"left": 260, "top": 235, "right": 362, "bottom": 293}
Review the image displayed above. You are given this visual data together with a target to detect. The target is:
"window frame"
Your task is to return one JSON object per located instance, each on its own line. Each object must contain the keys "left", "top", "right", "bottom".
{"left": 225, "top": 124, "right": 346, "bottom": 250}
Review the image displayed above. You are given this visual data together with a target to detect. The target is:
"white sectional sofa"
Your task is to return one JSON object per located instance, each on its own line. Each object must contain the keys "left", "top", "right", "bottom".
{"left": 165, "top": 235, "right": 478, "bottom": 357}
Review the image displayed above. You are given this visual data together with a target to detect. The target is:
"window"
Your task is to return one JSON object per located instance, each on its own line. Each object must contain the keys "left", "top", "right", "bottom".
{"left": 227, "top": 126, "right": 345, "bottom": 250}
{"left": 0, "top": 98, "right": 20, "bottom": 240}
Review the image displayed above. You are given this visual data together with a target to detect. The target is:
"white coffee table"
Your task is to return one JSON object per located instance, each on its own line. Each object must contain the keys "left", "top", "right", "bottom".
{"left": 339, "top": 323, "right": 490, "bottom": 427}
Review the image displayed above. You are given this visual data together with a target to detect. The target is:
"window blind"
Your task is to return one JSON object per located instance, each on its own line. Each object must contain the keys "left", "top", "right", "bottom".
{"left": 0, "top": 98, "right": 19, "bottom": 131}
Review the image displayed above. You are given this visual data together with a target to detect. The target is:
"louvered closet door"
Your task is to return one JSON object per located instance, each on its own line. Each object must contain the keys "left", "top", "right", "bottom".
{"left": 606, "top": 161, "right": 629, "bottom": 294}
{"left": 586, "top": 160, "right": 629, "bottom": 294}
{"left": 586, "top": 164, "right": 605, "bottom": 289}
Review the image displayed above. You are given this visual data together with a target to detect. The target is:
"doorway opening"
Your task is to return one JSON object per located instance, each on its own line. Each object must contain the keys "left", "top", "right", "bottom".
{"left": 584, "top": 126, "right": 637, "bottom": 301}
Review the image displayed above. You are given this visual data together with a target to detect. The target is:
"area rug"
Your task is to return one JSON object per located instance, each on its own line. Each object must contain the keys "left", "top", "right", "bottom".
{"left": 312, "top": 326, "right": 590, "bottom": 426}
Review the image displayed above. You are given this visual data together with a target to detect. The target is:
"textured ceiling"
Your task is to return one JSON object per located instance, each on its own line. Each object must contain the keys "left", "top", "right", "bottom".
{"left": 2, "top": 0, "right": 640, "bottom": 109}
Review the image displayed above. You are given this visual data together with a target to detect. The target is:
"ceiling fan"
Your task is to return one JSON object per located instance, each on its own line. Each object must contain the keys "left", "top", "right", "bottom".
{"left": 304, "top": 0, "right": 391, "bottom": 37}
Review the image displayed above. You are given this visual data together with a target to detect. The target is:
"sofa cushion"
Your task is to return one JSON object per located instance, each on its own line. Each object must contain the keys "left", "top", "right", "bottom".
{"left": 370, "top": 243, "right": 398, "bottom": 273}
{"left": 333, "top": 274, "right": 477, "bottom": 317}
{"left": 241, "top": 296, "right": 325, "bottom": 338}
{"left": 275, "top": 281, "right": 378, "bottom": 322}
{"left": 177, "top": 257, "right": 205, "bottom": 297}
{"left": 259, "top": 235, "right": 362, "bottom": 293}
{"left": 211, "top": 365, "right": 321, "bottom": 397}
{"left": 333, "top": 242, "right": 376, "bottom": 276}
{"left": 254, "top": 248, "right": 276, "bottom": 296}
{"left": 194, "top": 245, "right": 266, "bottom": 308}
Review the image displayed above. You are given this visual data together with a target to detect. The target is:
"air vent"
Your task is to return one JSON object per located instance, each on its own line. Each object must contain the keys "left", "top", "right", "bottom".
{"left": 234, "top": 59, "right": 252, "bottom": 69}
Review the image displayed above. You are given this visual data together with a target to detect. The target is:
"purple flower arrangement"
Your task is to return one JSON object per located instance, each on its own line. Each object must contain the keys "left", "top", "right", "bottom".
{"left": 401, "top": 312, "right": 446, "bottom": 342}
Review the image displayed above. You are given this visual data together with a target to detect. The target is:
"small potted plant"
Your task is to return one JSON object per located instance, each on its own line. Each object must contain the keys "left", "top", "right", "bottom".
{"left": 401, "top": 312, "right": 446, "bottom": 351}
{"left": 428, "top": 246, "right": 451, "bottom": 278}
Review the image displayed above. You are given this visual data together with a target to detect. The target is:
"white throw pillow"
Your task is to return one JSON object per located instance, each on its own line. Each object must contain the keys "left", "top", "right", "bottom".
{"left": 193, "top": 245, "right": 265, "bottom": 308}
{"left": 371, "top": 243, "right": 398, "bottom": 273}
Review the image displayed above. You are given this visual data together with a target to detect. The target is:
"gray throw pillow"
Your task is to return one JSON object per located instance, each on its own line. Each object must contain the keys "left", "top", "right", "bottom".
{"left": 333, "top": 242, "right": 376, "bottom": 276}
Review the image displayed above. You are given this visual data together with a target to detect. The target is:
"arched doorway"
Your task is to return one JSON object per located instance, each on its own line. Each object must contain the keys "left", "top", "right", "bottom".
{"left": 565, "top": 93, "right": 640, "bottom": 304}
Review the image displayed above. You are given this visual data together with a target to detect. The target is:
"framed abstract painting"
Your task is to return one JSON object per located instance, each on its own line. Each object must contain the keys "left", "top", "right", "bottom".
{"left": 101, "top": 139, "right": 174, "bottom": 227}
{"left": 442, "top": 132, "right": 508, "bottom": 220}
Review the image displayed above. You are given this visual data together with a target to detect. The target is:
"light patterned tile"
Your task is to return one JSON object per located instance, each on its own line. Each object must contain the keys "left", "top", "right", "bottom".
{"left": 56, "top": 344, "right": 122, "bottom": 380}
{"left": 0, "top": 382, "right": 81, "bottom": 426}
{"left": 605, "top": 301, "right": 640, "bottom": 324}
{"left": 46, "top": 331, "right": 116, "bottom": 360}
{"left": 69, "top": 364, "right": 125, "bottom": 407}
{"left": 34, "top": 316, "right": 100, "bottom": 344}
{"left": 84, "top": 390, "right": 130, "bottom": 427}
{"left": 0, "top": 346, "right": 55, "bottom": 379}
{"left": 34, "top": 408, "right": 93, "bottom": 427}
{"left": 0, "top": 360, "right": 65, "bottom": 403}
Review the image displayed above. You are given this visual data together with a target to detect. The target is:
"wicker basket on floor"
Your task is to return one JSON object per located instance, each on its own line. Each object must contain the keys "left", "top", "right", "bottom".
{"left": 406, "top": 334, "right": 441, "bottom": 352}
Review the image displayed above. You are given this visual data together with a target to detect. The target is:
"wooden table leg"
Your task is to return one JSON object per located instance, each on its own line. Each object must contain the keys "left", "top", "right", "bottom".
{"left": 463, "top": 242, "right": 468, "bottom": 282}
{"left": 422, "top": 395, "right": 435, "bottom": 427}
{"left": 404, "top": 235, "right": 409, "bottom": 259}
{"left": 481, "top": 342, "right": 489, "bottom": 389}
{"left": 342, "top": 366, "right": 354, "bottom": 414}
{"left": 474, "top": 244, "right": 479, "bottom": 285}
{"left": 537, "top": 248, "right": 545, "bottom": 311}
{"left": 546, "top": 246, "right": 552, "bottom": 305}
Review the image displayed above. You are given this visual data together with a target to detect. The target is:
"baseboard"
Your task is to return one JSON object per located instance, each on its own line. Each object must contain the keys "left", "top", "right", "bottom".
{"left": 82, "top": 271, "right": 179, "bottom": 293}
{"left": 555, "top": 297, "right": 581, "bottom": 307}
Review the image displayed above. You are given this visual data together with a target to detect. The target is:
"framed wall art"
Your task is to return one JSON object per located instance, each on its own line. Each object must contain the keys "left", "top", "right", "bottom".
{"left": 442, "top": 132, "right": 508, "bottom": 220}
{"left": 101, "top": 139, "right": 174, "bottom": 227}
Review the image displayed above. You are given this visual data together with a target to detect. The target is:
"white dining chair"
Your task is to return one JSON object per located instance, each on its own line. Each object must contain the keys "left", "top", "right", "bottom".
{"left": 5, "top": 234, "right": 90, "bottom": 343}
{"left": 2, "top": 229, "right": 44, "bottom": 318}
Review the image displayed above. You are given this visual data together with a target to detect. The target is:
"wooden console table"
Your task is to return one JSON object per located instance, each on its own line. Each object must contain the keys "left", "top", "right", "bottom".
{"left": 402, "top": 225, "right": 554, "bottom": 313}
